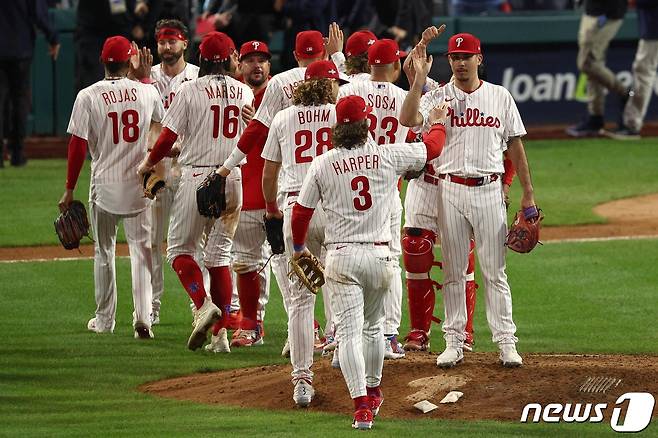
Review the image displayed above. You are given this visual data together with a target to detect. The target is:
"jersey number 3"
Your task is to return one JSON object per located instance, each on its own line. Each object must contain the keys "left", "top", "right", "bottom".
{"left": 108, "top": 110, "right": 139, "bottom": 144}
{"left": 351, "top": 176, "right": 372, "bottom": 211}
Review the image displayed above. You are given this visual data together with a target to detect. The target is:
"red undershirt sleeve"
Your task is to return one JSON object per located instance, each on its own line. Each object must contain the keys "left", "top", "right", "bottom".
{"left": 148, "top": 127, "right": 178, "bottom": 164}
{"left": 237, "top": 119, "right": 269, "bottom": 155}
{"left": 503, "top": 156, "right": 516, "bottom": 185}
{"left": 65, "top": 135, "right": 88, "bottom": 189}
{"left": 422, "top": 124, "right": 447, "bottom": 161}
{"left": 291, "top": 203, "right": 315, "bottom": 250}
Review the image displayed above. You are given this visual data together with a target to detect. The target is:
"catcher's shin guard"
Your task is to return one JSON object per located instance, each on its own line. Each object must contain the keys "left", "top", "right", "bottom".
{"left": 402, "top": 228, "right": 441, "bottom": 333}
{"left": 465, "top": 239, "right": 478, "bottom": 347}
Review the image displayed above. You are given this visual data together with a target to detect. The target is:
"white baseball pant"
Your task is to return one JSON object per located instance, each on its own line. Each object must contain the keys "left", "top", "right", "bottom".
{"left": 325, "top": 243, "right": 396, "bottom": 398}
{"left": 90, "top": 201, "right": 153, "bottom": 330}
{"left": 283, "top": 196, "right": 330, "bottom": 383}
{"left": 437, "top": 178, "right": 517, "bottom": 347}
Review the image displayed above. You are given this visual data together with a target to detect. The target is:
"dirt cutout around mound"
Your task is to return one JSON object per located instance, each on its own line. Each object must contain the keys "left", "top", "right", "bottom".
{"left": 142, "top": 353, "right": 658, "bottom": 422}
{"left": 3, "top": 193, "right": 658, "bottom": 262}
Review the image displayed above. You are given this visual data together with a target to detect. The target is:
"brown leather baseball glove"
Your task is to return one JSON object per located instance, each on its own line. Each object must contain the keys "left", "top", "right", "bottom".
{"left": 54, "top": 200, "right": 91, "bottom": 250}
{"left": 143, "top": 171, "right": 166, "bottom": 200}
{"left": 288, "top": 252, "right": 325, "bottom": 294}
{"left": 506, "top": 207, "right": 544, "bottom": 253}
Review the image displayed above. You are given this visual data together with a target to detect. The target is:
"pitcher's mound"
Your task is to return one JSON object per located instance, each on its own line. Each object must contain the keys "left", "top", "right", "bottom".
{"left": 141, "top": 353, "right": 658, "bottom": 421}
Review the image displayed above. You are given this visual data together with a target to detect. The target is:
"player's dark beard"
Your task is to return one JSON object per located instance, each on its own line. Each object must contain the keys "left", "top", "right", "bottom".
{"left": 246, "top": 74, "right": 266, "bottom": 88}
{"left": 160, "top": 48, "right": 184, "bottom": 66}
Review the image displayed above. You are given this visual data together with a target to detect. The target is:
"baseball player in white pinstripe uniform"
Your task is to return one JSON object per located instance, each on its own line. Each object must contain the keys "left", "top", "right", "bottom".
{"left": 218, "top": 30, "right": 330, "bottom": 356}
{"left": 327, "top": 24, "right": 378, "bottom": 82}
{"left": 337, "top": 38, "right": 410, "bottom": 360}
{"left": 400, "top": 33, "right": 537, "bottom": 368}
{"left": 291, "top": 95, "right": 448, "bottom": 429}
{"left": 145, "top": 19, "right": 200, "bottom": 325}
{"left": 59, "top": 36, "right": 165, "bottom": 339}
{"left": 261, "top": 60, "right": 344, "bottom": 407}
{"left": 225, "top": 40, "right": 273, "bottom": 348}
{"left": 138, "top": 32, "right": 253, "bottom": 352}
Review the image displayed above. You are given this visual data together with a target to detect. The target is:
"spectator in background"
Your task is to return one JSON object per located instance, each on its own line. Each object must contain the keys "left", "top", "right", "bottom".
{"left": 566, "top": 0, "right": 630, "bottom": 137}
{"left": 336, "top": 0, "right": 374, "bottom": 36}
{"left": 449, "top": 0, "right": 507, "bottom": 16}
{"left": 280, "top": 0, "right": 337, "bottom": 70}
{"left": 0, "top": 0, "right": 60, "bottom": 167}
{"left": 604, "top": 0, "right": 658, "bottom": 139}
{"left": 202, "top": 0, "right": 283, "bottom": 48}
{"left": 508, "top": 0, "right": 572, "bottom": 11}
{"left": 131, "top": 0, "right": 193, "bottom": 62}
{"left": 75, "top": 0, "right": 136, "bottom": 92}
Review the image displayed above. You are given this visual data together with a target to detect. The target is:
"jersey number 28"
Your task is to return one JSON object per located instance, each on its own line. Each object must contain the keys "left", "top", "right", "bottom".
{"left": 294, "top": 128, "right": 332, "bottom": 164}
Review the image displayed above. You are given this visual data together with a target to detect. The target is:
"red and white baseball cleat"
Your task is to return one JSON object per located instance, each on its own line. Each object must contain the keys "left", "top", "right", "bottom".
{"left": 403, "top": 329, "right": 430, "bottom": 351}
{"left": 352, "top": 407, "right": 374, "bottom": 430}
{"left": 230, "top": 327, "right": 264, "bottom": 347}
{"left": 463, "top": 332, "right": 475, "bottom": 352}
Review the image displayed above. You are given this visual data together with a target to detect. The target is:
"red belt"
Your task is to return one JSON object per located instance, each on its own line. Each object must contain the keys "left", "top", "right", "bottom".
{"left": 287, "top": 191, "right": 299, "bottom": 197}
{"left": 438, "top": 173, "right": 499, "bottom": 187}
{"left": 332, "top": 242, "right": 389, "bottom": 246}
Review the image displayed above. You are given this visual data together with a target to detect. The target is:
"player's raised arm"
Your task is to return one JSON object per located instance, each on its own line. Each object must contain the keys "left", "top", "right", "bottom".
{"left": 400, "top": 44, "right": 431, "bottom": 127}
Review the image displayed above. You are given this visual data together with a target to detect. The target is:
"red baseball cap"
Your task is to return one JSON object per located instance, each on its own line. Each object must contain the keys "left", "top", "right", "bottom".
{"left": 304, "top": 60, "right": 349, "bottom": 84}
{"left": 101, "top": 36, "right": 135, "bottom": 63}
{"left": 295, "top": 30, "right": 325, "bottom": 59}
{"left": 446, "top": 33, "right": 481, "bottom": 55}
{"left": 336, "top": 95, "right": 373, "bottom": 124}
{"left": 368, "top": 39, "right": 406, "bottom": 65}
{"left": 239, "top": 40, "right": 271, "bottom": 61}
{"left": 200, "top": 31, "right": 232, "bottom": 62}
{"left": 345, "top": 30, "right": 377, "bottom": 57}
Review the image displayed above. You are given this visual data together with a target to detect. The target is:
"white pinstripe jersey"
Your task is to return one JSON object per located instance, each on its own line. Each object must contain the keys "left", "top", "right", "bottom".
{"left": 261, "top": 103, "right": 336, "bottom": 194}
{"left": 150, "top": 63, "right": 200, "bottom": 109}
{"left": 297, "top": 138, "right": 427, "bottom": 244}
{"left": 162, "top": 75, "right": 254, "bottom": 166}
{"left": 68, "top": 78, "right": 164, "bottom": 193}
{"left": 338, "top": 80, "right": 410, "bottom": 145}
{"left": 253, "top": 67, "right": 306, "bottom": 128}
{"left": 419, "top": 81, "right": 526, "bottom": 176}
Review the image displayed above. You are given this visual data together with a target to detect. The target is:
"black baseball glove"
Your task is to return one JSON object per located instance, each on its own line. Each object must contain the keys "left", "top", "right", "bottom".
{"left": 196, "top": 172, "right": 226, "bottom": 218}
{"left": 54, "top": 200, "right": 91, "bottom": 250}
{"left": 263, "top": 214, "right": 285, "bottom": 254}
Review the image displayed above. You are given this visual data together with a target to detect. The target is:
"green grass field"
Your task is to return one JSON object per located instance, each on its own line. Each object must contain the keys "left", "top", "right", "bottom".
{"left": 1, "top": 137, "right": 658, "bottom": 436}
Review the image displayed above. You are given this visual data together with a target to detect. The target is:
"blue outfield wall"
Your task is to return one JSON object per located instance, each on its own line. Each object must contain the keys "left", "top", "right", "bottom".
{"left": 29, "top": 9, "right": 655, "bottom": 135}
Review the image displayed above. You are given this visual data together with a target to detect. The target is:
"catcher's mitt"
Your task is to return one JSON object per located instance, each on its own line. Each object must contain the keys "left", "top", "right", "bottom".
{"left": 54, "top": 200, "right": 91, "bottom": 250}
{"left": 505, "top": 207, "right": 544, "bottom": 253}
{"left": 196, "top": 172, "right": 226, "bottom": 218}
{"left": 143, "top": 171, "right": 165, "bottom": 200}
{"left": 288, "top": 252, "right": 325, "bottom": 294}
{"left": 263, "top": 215, "right": 285, "bottom": 254}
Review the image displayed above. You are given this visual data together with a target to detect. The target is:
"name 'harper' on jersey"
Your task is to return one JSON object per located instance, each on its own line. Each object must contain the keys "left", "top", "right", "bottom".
{"left": 331, "top": 152, "right": 380, "bottom": 175}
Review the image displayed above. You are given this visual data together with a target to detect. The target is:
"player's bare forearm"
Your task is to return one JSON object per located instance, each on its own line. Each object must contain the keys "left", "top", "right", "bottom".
{"left": 147, "top": 121, "right": 162, "bottom": 151}
{"left": 400, "top": 77, "right": 424, "bottom": 127}
{"left": 401, "top": 45, "right": 431, "bottom": 127}
{"left": 506, "top": 137, "right": 535, "bottom": 208}
{"left": 262, "top": 160, "right": 282, "bottom": 217}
